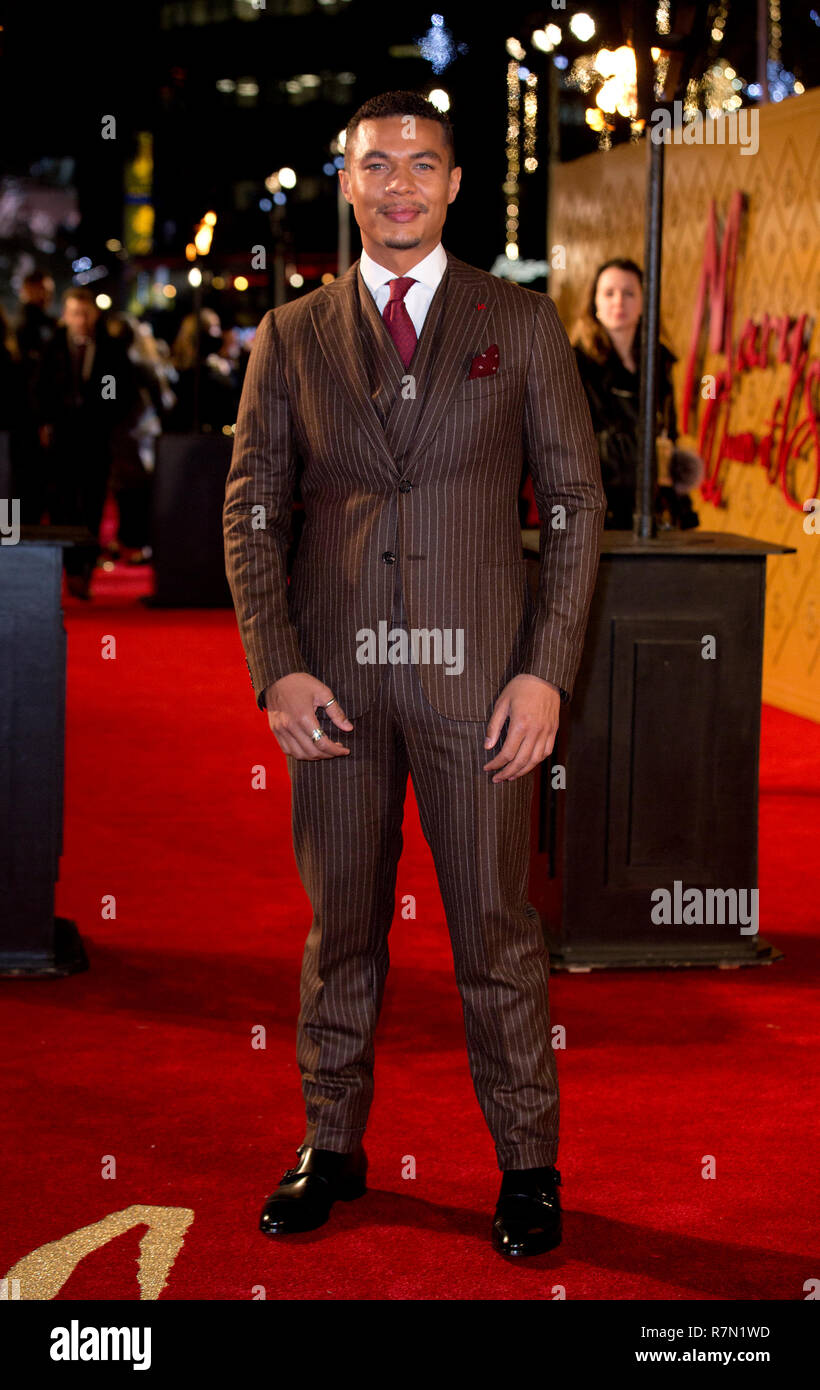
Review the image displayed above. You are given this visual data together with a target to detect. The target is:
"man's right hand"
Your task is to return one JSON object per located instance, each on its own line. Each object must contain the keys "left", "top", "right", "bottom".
{"left": 264, "top": 673, "right": 353, "bottom": 759}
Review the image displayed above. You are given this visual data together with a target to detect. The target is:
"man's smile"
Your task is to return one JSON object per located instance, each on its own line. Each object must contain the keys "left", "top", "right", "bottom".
{"left": 381, "top": 207, "right": 423, "bottom": 221}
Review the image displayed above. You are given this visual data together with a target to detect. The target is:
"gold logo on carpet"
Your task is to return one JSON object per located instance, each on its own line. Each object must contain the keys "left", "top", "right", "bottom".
{"left": 2, "top": 1205, "right": 194, "bottom": 1300}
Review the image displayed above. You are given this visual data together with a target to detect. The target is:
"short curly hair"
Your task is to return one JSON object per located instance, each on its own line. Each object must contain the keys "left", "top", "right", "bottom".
{"left": 345, "top": 90, "right": 455, "bottom": 173}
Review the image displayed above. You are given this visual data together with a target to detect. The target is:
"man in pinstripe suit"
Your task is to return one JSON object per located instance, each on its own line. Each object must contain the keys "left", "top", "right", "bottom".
{"left": 223, "top": 91, "right": 606, "bottom": 1258}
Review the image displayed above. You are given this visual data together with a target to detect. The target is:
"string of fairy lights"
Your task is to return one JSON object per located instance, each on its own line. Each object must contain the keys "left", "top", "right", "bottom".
{"left": 501, "top": 0, "right": 805, "bottom": 261}
{"left": 504, "top": 50, "right": 522, "bottom": 260}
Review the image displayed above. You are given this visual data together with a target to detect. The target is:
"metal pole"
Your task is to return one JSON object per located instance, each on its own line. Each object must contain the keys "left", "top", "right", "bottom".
{"left": 634, "top": 124, "right": 664, "bottom": 540}
{"left": 757, "top": 0, "right": 770, "bottom": 102}
{"left": 192, "top": 277, "right": 202, "bottom": 433}
{"left": 272, "top": 205, "right": 286, "bottom": 308}
{"left": 545, "top": 55, "right": 558, "bottom": 274}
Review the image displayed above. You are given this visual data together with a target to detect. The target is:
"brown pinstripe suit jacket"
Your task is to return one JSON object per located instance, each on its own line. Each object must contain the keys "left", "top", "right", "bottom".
{"left": 223, "top": 248, "right": 606, "bottom": 722}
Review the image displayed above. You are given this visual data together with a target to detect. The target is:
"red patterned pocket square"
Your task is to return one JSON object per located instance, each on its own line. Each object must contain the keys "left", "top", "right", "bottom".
{"left": 468, "top": 343, "right": 499, "bottom": 379}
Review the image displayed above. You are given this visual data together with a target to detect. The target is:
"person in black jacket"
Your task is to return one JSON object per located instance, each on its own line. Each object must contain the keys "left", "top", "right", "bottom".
{"left": 35, "top": 287, "right": 140, "bottom": 596}
{"left": 0, "top": 307, "right": 22, "bottom": 428}
{"left": 10, "top": 270, "right": 56, "bottom": 523}
{"left": 571, "top": 258, "right": 699, "bottom": 531}
{"left": 16, "top": 269, "right": 56, "bottom": 360}
{"left": 0, "top": 309, "right": 24, "bottom": 511}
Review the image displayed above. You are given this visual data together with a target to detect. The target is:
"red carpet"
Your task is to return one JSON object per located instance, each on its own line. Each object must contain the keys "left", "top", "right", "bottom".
{"left": 1, "top": 558, "right": 818, "bottom": 1301}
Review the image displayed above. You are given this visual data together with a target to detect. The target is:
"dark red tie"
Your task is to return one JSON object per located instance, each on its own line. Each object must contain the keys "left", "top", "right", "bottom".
{"left": 382, "top": 276, "right": 417, "bottom": 368}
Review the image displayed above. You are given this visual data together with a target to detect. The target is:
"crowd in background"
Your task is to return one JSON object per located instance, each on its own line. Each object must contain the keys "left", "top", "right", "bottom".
{"left": 1, "top": 258, "right": 700, "bottom": 600}
{"left": 0, "top": 272, "right": 253, "bottom": 597}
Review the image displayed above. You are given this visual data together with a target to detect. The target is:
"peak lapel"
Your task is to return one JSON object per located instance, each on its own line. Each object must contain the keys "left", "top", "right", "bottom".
{"left": 400, "top": 253, "right": 497, "bottom": 464}
{"left": 309, "top": 262, "right": 399, "bottom": 473}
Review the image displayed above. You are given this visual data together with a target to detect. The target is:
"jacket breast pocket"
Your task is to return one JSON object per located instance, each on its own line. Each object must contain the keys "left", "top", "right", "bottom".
{"left": 451, "top": 374, "right": 516, "bottom": 404}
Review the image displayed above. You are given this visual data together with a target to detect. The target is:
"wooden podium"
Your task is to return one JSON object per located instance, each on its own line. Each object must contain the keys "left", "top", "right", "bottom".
{"left": 0, "top": 530, "right": 88, "bottom": 976}
{"left": 525, "top": 529, "right": 794, "bottom": 970}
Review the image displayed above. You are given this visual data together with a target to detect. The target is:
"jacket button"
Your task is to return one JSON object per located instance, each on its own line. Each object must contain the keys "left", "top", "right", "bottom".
{"left": 382, "top": 551, "right": 396, "bottom": 564}
{"left": 398, "top": 479, "right": 412, "bottom": 493}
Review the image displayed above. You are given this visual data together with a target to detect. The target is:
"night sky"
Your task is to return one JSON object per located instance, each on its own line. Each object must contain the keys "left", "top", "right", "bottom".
{"left": 1, "top": 0, "right": 817, "bottom": 319}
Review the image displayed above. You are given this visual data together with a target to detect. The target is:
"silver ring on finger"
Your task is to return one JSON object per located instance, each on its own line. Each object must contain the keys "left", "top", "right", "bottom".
{"left": 323, "top": 697, "right": 337, "bottom": 708}
{"left": 310, "top": 728, "right": 323, "bottom": 742}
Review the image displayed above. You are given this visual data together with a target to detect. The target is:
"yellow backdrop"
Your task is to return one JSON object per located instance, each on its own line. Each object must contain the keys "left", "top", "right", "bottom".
{"left": 548, "top": 88, "right": 820, "bottom": 721}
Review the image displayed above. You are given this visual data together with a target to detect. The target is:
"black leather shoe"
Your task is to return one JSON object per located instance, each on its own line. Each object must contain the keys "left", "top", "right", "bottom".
{"left": 259, "top": 1143, "right": 368, "bottom": 1235}
{"left": 491, "top": 1165, "right": 562, "bottom": 1257}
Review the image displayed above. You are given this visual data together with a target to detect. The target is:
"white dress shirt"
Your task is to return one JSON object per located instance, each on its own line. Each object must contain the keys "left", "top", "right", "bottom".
{"left": 358, "top": 241, "right": 447, "bottom": 339}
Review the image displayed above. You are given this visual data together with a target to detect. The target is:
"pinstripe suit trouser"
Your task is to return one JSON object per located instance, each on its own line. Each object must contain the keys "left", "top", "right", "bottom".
{"left": 285, "top": 567, "right": 559, "bottom": 1171}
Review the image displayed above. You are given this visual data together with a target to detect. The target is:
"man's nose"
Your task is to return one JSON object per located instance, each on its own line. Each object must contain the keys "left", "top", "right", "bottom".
{"left": 385, "top": 167, "right": 415, "bottom": 194}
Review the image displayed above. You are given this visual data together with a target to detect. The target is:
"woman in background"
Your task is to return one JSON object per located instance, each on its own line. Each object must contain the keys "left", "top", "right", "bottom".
{"left": 105, "top": 314, "right": 177, "bottom": 562}
{"left": 572, "top": 258, "right": 699, "bottom": 531}
{"left": 167, "top": 309, "right": 240, "bottom": 435}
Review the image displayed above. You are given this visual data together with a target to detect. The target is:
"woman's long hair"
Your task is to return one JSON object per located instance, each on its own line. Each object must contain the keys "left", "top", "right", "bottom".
{"left": 172, "top": 309, "right": 221, "bottom": 371}
{"left": 571, "top": 258, "right": 643, "bottom": 365}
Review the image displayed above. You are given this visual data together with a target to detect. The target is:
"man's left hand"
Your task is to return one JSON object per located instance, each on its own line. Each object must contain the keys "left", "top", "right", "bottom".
{"left": 483, "top": 674, "right": 561, "bottom": 783}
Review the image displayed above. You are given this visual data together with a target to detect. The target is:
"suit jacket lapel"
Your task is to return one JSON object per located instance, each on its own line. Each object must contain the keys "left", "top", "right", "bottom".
{"left": 309, "top": 262, "right": 397, "bottom": 470}
{"left": 400, "top": 253, "right": 496, "bottom": 466}
{"left": 309, "top": 250, "right": 497, "bottom": 472}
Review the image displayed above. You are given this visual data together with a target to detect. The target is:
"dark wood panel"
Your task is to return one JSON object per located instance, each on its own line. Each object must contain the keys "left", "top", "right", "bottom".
{"left": 526, "top": 533, "right": 789, "bottom": 967}
{"left": 608, "top": 619, "right": 721, "bottom": 887}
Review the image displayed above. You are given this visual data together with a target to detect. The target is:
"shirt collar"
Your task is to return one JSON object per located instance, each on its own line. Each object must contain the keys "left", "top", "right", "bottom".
{"left": 359, "top": 242, "right": 447, "bottom": 295}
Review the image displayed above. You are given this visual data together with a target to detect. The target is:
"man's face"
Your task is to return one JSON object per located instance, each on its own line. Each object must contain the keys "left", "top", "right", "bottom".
{"left": 63, "top": 298, "right": 99, "bottom": 340}
{"left": 338, "top": 116, "right": 461, "bottom": 271}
